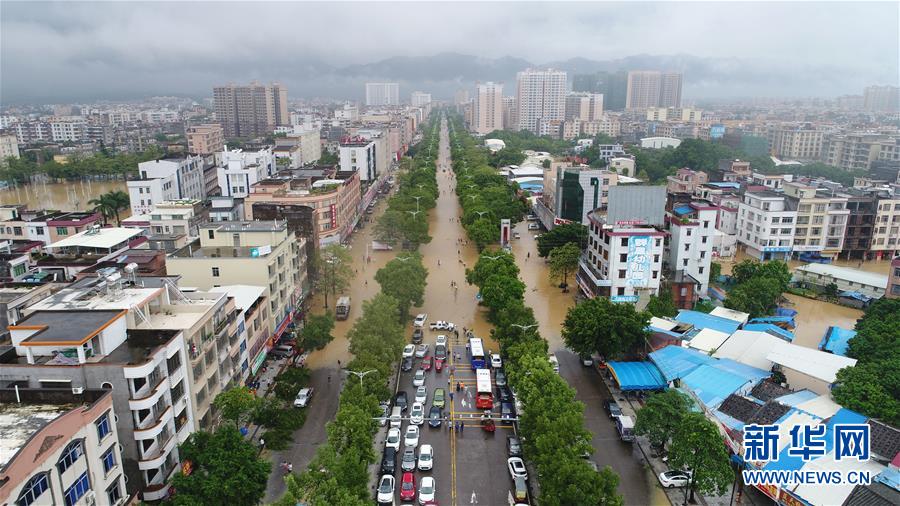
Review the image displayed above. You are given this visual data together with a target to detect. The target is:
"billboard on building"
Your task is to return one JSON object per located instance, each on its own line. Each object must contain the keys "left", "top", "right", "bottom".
{"left": 625, "top": 235, "right": 651, "bottom": 287}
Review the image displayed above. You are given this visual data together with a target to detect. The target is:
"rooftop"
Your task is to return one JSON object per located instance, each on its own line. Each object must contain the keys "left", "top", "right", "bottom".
{"left": 209, "top": 285, "right": 266, "bottom": 311}
{"left": 48, "top": 227, "right": 142, "bottom": 251}
{"left": 765, "top": 340, "right": 857, "bottom": 383}
{"left": 99, "top": 328, "right": 181, "bottom": 365}
{"left": 198, "top": 220, "right": 286, "bottom": 233}
{"left": 795, "top": 263, "right": 888, "bottom": 289}
{"left": 0, "top": 388, "right": 111, "bottom": 468}
{"left": 11, "top": 310, "right": 126, "bottom": 346}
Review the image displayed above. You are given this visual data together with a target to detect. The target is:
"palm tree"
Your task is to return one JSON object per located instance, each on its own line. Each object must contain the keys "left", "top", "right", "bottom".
{"left": 88, "top": 190, "right": 130, "bottom": 225}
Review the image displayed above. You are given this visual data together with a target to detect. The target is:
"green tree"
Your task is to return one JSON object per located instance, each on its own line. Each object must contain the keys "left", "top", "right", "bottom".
{"left": 846, "top": 298, "right": 900, "bottom": 363}
{"left": 823, "top": 282, "right": 839, "bottom": 299}
{"left": 88, "top": 190, "right": 130, "bottom": 225}
{"left": 375, "top": 253, "right": 428, "bottom": 321}
{"left": 489, "top": 148, "right": 526, "bottom": 168}
{"left": 710, "top": 262, "right": 722, "bottom": 282}
{"left": 724, "top": 276, "right": 783, "bottom": 318}
{"left": 562, "top": 297, "right": 650, "bottom": 359}
{"left": 693, "top": 299, "right": 716, "bottom": 313}
{"left": 347, "top": 294, "right": 405, "bottom": 369}
{"left": 548, "top": 242, "right": 581, "bottom": 290}
{"left": 213, "top": 387, "right": 261, "bottom": 428}
{"left": 730, "top": 259, "right": 791, "bottom": 292}
{"left": 480, "top": 273, "right": 526, "bottom": 315}
{"left": 537, "top": 223, "right": 588, "bottom": 257}
{"left": 467, "top": 250, "right": 519, "bottom": 287}
{"left": 832, "top": 359, "right": 900, "bottom": 426}
{"left": 646, "top": 289, "right": 678, "bottom": 318}
{"left": 171, "top": 427, "right": 270, "bottom": 506}
{"left": 668, "top": 412, "right": 734, "bottom": 503}
{"left": 315, "top": 244, "right": 354, "bottom": 309}
{"left": 635, "top": 390, "right": 692, "bottom": 451}
{"left": 298, "top": 312, "right": 335, "bottom": 352}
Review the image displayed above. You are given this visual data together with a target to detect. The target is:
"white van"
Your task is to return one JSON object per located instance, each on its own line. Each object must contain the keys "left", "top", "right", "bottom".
{"left": 615, "top": 415, "right": 635, "bottom": 442}
{"left": 390, "top": 406, "right": 402, "bottom": 428}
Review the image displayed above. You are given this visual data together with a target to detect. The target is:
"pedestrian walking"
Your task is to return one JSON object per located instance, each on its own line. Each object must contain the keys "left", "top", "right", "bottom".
{"left": 259, "top": 437, "right": 265, "bottom": 448}
{"left": 465, "top": 342, "right": 470, "bottom": 354}
{"left": 450, "top": 391, "right": 454, "bottom": 402}
{"left": 460, "top": 422, "right": 464, "bottom": 434}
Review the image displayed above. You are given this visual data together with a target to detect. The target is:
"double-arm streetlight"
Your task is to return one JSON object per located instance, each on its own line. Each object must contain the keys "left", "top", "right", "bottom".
{"left": 346, "top": 369, "right": 377, "bottom": 389}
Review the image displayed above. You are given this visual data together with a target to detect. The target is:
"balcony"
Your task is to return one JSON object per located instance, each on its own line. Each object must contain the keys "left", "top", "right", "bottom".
{"left": 129, "top": 376, "right": 169, "bottom": 411}
{"left": 133, "top": 405, "right": 173, "bottom": 440}
{"left": 137, "top": 430, "right": 176, "bottom": 470}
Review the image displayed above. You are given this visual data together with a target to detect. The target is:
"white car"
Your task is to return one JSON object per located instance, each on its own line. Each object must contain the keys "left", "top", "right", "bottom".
{"left": 413, "top": 369, "right": 426, "bottom": 387}
{"left": 413, "top": 313, "right": 428, "bottom": 328}
{"left": 402, "top": 344, "right": 415, "bottom": 359}
{"left": 410, "top": 402, "right": 425, "bottom": 425}
{"left": 293, "top": 387, "right": 313, "bottom": 408}
{"left": 507, "top": 457, "right": 528, "bottom": 480}
{"left": 418, "top": 476, "right": 436, "bottom": 504}
{"left": 429, "top": 321, "right": 455, "bottom": 331}
{"left": 659, "top": 470, "right": 692, "bottom": 488}
{"left": 417, "top": 444, "right": 434, "bottom": 471}
{"left": 490, "top": 354, "right": 502, "bottom": 369}
{"left": 528, "top": 223, "right": 540, "bottom": 230}
{"left": 385, "top": 428, "right": 401, "bottom": 450}
{"left": 435, "top": 334, "right": 447, "bottom": 347}
{"left": 415, "top": 386, "right": 428, "bottom": 404}
{"left": 377, "top": 474, "right": 395, "bottom": 504}
{"left": 404, "top": 425, "right": 420, "bottom": 448}
{"left": 415, "top": 344, "right": 430, "bottom": 358}
{"left": 548, "top": 354, "right": 560, "bottom": 373}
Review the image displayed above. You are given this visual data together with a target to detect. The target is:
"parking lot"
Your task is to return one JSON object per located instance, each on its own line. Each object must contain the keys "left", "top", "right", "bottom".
{"left": 379, "top": 326, "right": 526, "bottom": 505}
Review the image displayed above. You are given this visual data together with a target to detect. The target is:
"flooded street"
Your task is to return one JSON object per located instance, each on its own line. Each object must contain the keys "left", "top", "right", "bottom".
{"left": 0, "top": 180, "right": 127, "bottom": 211}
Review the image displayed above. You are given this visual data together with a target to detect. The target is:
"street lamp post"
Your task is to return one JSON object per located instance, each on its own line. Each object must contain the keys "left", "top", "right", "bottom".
{"left": 346, "top": 369, "right": 377, "bottom": 389}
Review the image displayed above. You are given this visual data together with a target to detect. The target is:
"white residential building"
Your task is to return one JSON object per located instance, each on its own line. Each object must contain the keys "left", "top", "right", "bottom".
{"left": 410, "top": 91, "right": 432, "bottom": 107}
{"left": 665, "top": 201, "right": 718, "bottom": 297}
{"left": 565, "top": 92, "right": 604, "bottom": 122}
{"left": 127, "top": 156, "right": 206, "bottom": 215}
{"left": 217, "top": 147, "right": 275, "bottom": 198}
{"left": 0, "top": 133, "right": 20, "bottom": 160}
{"left": 339, "top": 135, "right": 385, "bottom": 182}
{"left": 49, "top": 117, "right": 87, "bottom": 142}
{"left": 274, "top": 129, "right": 321, "bottom": 167}
{"left": 365, "top": 82, "right": 400, "bottom": 106}
{"left": 783, "top": 182, "right": 849, "bottom": 259}
{"left": 516, "top": 69, "right": 567, "bottom": 134}
{"left": 640, "top": 136, "right": 682, "bottom": 149}
{"left": 871, "top": 189, "right": 900, "bottom": 259}
{"left": 473, "top": 82, "right": 504, "bottom": 135}
{"left": 736, "top": 190, "right": 797, "bottom": 261}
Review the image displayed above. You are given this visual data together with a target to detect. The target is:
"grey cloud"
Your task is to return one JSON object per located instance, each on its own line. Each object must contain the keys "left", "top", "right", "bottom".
{"left": 1, "top": 1, "right": 897, "bottom": 104}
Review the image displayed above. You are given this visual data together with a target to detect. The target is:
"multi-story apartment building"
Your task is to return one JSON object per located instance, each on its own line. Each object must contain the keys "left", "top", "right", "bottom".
{"left": 3, "top": 274, "right": 241, "bottom": 501}
{"left": 167, "top": 221, "right": 307, "bottom": 341}
{"left": 822, "top": 132, "right": 899, "bottom": 171}
{"left": 186, "top": 123, "right": 225, "bottom": 155}
{"left": 783, "top": 182, "right": 849, "bottom": 259}
{"left": 581, "top": 115, "right": 621, "bottom": 138}
{"left": 142, "top": 199, "right": 208, "bottom": 248}
{"left": 365, "top": 83, "right": 400, "bottom": 106}
{"left": 39, "top": 226, "right": 146, "bottom": 281}
{"left": 472, "top": 82, "right": 503, "bottom": 135}
{"left": 886, "top": 256, "right": 900, "bottom": 299}
{"left": 871, "top": 185, "right": 900, "bottom": 260}
{"left": 552, "top": 167, "right": 625, "bottom": 225}
{"left": 217, "top": 147, "right": 276, "bottom": 198}
{"left": 0, "top": 132, "right": 20, "bottom": 160}
{"left": 575, "top": 186, "right": 667, "bottom": 302}
{"left": 501, "top": 96, "right": 517, "bottom": 133}
{"left": 339, "top": 136, "right": 383, "bottom": 182}
{"left": 49, "top": 117, "right": 88, "bottom": 142}
{"left": 244, "top": 173, "right": 361, "bottom": 246}
{"left": 666, "top": 168, "right": 709, "bottom": 194}
{"left": 658, "top": 72, "right": 683, "bottom": 108}
{"left": 13, "top": 121, "right": 52, "bottom": 145}
{"left": 766, "top": 124, "right": 824, "bottom": 160}
{"left": 736, "top": 190, "right": 796, "bottom": 261}
{"left": 516, "top": 69, "right": 567, "bottom": 134}
{"left": 625, "top": 71, "right": 683, "bottom": 110}
{"left": 665, "top": 201, "right": 717, "bottom": 297}
{"left": 410, "top": 91, "right": 432, "bottom": 107}
{"left": 127, "top": 156, "right": 206, "bottom": 214}
{"left": 565, "top": 92, "right": 604, "bottom": 122}
{"left": 213, "top": 82, "right": 288, "bottom": 138}
{"left": 838, "top": 189, "right": 877, "bottom": 260}
{"left": 274, "top": 129, "right": 321, "bottom": 167}
{"left": 863, "top": 85, "right": 899, "bottom": 112}
{"left": 0, "top": 388, "right": 127, "bottom": 506}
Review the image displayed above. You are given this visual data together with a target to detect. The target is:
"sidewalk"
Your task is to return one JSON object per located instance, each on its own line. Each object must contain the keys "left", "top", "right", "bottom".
{"left": 599, "top": 371, "right": 764, "bottom": 506}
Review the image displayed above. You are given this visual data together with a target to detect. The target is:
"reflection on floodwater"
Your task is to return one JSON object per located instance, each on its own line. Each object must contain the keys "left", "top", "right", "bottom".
{"left": 0, "top": 180, "right": 130, "bottom": 213}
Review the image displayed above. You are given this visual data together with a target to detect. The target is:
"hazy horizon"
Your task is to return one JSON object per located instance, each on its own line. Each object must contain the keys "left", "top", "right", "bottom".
{"left": 1, "top": 1, "right": 898, "bottom": 104}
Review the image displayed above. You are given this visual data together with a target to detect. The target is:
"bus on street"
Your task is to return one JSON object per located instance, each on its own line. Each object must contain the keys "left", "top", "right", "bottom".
{"left": 475, "top": 368, "right": 493, "bottom": 409}
{"left": 469, "top": 337, "right": 485, "bottom": 370}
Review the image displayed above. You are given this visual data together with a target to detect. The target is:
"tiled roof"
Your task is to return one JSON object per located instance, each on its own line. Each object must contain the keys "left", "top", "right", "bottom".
{"left": 868, "top": 419, "right": 900, "bottom": 461}
{"left": 747, "top": 401, "right": 791, "bottom": 426}
{"left": 718, "top": 394, "right": 761, "bottom": 422}
{"left": 750, "top": 380, "right": 792, "bottom": 402}
{"left": 842, "top": 482, "right": 900, "bottom": 506}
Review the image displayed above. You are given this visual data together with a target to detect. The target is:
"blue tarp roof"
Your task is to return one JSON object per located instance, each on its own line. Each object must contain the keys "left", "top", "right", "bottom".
{"left": 776, "top": 307, "right": 798, "bottom": 317}
{"left": 743, "top": 323, "right": 795, "bottom": 342}
{"left": 607, "top": 361, "right": 667, "bottom": 391}
{"left": 682, "top": 365, "right": 753, "bottom": 408}
{"left": 839, "top": 291, "right": 872, "bottom": 302}
{"left": 712, "top": 358, "right": 772, "bottom": 384}
{"left": 748, "top": 316, "right": 796, "bottom": 329}
{"left": 875, "top": 467, "right": 900, "bottom": 490}
{"left": 673, "top": 204, "right": 694, "bottom": 216}
{"left": 649, "top": 345, "right": 715, "bottom": 382}
{"left": 818, "top": 326, "right": 857, "bottom": 357}
{"left": 675, "top": 310, "right": 742, "bottom": 335}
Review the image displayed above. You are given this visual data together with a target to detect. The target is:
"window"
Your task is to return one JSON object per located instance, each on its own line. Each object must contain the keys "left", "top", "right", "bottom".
{"left": 57, "top": 440, "right": 84, "bottom": 474}
{"left": 700, "top": 251, "right": 706, "bottom": 258}
{"left": 652, "top": 271, "right": 658, "bottom": 279}
{"left": 64, "top": 472, "right": 90, "bottom": 506}
{"left": 699, "top": 266, "right": 705, "bottom": 274}
{"left": 13, "top": 226, "right": 22, "bottom": 236}
{"left": 102, "top": 447, "right": 116, "bottom": 474}
{"left": 619, "top": 253, "right": 627, "bottom": 262}
{"left": 56, "top": 226, "right": 69, "bottom": 236}
{"left": 618, "top": 269, "right": 626, "bottom": 279}
{"left": 617, "top": 287, "right": 625, "bottom": 296}
{"left": 96, "top": 413, "right": 111, "bottom": 440}
{"left": 621, "top": 238, "right": 628, "bottom": 247}
{"left": 16, "top": 473, "right": 49, "bottom": 506}
{"left": 654, "top": 254, "right": 660, "bottom": 263}
{"left": 107, "top": 481, "right": 123, "bottom": 504}
{"left": 212, "top": 267, "right": 220, "bottom": 277}
{"left": 34, "top": 227, "right": 44, "bottom": 235}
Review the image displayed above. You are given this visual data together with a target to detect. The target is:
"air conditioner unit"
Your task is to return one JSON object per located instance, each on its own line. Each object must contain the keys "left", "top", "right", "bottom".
{"left": 72, "top": 387, "right": 84, "bottom": 394}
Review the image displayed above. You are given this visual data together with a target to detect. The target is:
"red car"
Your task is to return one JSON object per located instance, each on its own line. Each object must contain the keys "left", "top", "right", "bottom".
{"left": 420, "top": 355, "right": 432, "bottom": 371}
{"left": 434, "top": 357, "right": 444, "bottom": 372}
{"left": 399, "top": 471, "right": 416, "bottom": 501}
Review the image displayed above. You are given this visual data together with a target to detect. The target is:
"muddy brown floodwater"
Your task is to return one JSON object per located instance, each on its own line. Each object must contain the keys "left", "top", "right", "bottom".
{"left": 0, "top": 180, "right": 129, "bottom": 212}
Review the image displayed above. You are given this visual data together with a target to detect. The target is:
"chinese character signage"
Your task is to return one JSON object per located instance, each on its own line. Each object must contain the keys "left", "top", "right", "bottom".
{"left": 625, "top": 236, "right": 651, "bottom": 287}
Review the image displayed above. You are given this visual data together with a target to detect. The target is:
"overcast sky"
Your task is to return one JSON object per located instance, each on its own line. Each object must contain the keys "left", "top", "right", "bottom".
{"left": 1, "top": 1, "right": 897, "bottom": 104}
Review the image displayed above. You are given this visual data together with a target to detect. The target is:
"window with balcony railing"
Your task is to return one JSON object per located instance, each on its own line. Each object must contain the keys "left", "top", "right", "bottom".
{"left": 166, "top": 353, "right": 181, "bottom": 373}
{"left": 170, "top": 380, "right": 184, "bottom": 404}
